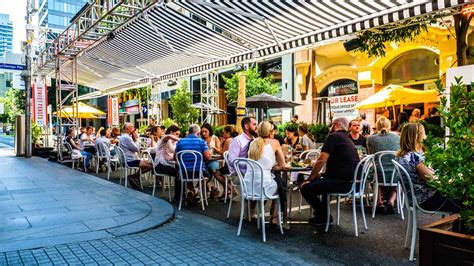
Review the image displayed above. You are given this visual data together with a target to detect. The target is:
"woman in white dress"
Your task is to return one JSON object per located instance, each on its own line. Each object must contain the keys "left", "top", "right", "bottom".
{"left": 246, "top": 121, "right": 286, "bottom": 226}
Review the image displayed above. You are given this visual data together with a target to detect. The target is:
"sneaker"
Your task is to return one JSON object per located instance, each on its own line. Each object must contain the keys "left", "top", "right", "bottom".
{"left": 385, "top": 204, "right": 395, "bottom": 214}
{"left": 309, "top": 216, "right": 333, "bottom": 225}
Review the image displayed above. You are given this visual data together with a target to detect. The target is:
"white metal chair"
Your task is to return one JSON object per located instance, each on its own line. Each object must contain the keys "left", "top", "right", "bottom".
{"left": 115, "top": 146, "right": 142, "bottom": 188}
{"left": 371, "top": 151, "right": 404, "bottom": 219}
{"left": 325, "top": 155, "right": 374, "bottom": 236}
{"left": 391, "top": 159, "right": 451, "bottom": 261}
{"left": 176, "top": 150, "right": 208, "bottom": 211}
{"left": 233, "top": 158, "right": 284, "bottom": 242}
{"left": 61, "top": 142, "right": 86, "bottom": 171}
{"left": 143, "top": 150, "right": 173, "bottom": 202}
{"left": 288, "top": 149, "right": 321, "bottom": 217}
{"left": 95, "top": 142, "right": 119, "bottom": 180}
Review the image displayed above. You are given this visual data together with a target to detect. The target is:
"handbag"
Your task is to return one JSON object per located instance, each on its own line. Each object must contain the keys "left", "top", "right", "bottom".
{"left": 71, "top": 149, "right": 82, "bottom": 159}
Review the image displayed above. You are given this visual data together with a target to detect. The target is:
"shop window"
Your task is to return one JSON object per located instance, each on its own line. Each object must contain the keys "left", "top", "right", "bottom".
{"left": 383, "top": 49, "right": 438, "bottom": 85}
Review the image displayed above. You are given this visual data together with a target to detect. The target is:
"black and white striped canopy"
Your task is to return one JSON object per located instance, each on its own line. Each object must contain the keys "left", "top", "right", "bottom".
{"left": 74, "top": 0, "right": 469, "bottom": 91}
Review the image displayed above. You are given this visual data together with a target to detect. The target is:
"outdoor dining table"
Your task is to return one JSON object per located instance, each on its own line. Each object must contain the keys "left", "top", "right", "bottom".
{"left": 274, "top": 166, "right": 313, "bottom": 229}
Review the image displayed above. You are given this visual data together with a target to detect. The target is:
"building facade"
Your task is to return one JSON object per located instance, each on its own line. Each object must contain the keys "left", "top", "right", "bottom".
{"left": 0, "top": 14, "right": 13, "bottom": 60}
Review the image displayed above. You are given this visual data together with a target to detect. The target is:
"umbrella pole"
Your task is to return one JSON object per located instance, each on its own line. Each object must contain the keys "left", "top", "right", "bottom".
{"left": 391, "top": 101, "right": 396, "bottom": 120}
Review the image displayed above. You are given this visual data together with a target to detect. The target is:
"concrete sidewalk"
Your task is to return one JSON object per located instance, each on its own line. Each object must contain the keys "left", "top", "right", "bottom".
{"left": 0, "top": 155, "right": 174, "bottom": 253}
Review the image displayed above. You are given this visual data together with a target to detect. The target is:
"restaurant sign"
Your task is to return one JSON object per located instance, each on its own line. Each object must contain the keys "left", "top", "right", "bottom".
{"left": 33, "top": 82, "right": 47, "bottom": 126}
{"left": 327, "top": 79, "right": 358, "bottom": 97}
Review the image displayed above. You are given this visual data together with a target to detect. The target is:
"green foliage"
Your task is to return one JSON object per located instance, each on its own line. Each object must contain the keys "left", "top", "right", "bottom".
{"left": 424, "top": 78, "right": 474, "bottom": 231}
{"left": 0, "top": 88, "right": 25, "bottom": 123}
{"left": 212, "top": 125, "right": 224, "bottom": 137}
{"left": 355, "top": 16, "right": 437, "bottom": 58}
{"left": 138, "top": 125, "right": 148, "bottom": 134}
{"left": 277, "top": 122, "right": 288, "bottom": 138}
{"left": 169, "top": 81, "right": 199, "bottom": 130}
{"left": 223, "top": 67, "right": 279, "bottom": 102}
{"left": 161, "top": 118, "right": 176, "bottom": 128}
{"left": 31, "top": 122, "right": 43, "bottom": 144}
{"left": 308, "top": 123, "right": 330, "bottom": 143}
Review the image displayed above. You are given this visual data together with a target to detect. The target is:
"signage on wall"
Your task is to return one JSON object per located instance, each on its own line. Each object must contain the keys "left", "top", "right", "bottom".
{"left": 108, "top": 97, "right": 119, "bottom": 126}
{"left": 125, "top": 106, "right": 139, "bottom": 114}
{"left": 329, "top": 94, "right": 359, "bottom": 118}
{"left": 327, "top": 79, "right": 358, "bottom": 97}
{"left": 33, "top": 82, "right": 47, "bottom": 126}
{"left": 124, "top": 99, "right": 139, "bottom": 107}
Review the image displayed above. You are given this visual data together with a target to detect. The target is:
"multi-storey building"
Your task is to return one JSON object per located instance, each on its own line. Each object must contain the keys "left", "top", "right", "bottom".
{"left": 0, "top": 14, "right": 13, "bottom": 60}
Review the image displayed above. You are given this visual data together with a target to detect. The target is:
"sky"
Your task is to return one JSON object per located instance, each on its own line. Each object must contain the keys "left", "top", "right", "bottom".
{"left": 0, "top": 0, "right": 27, "bottom": 54}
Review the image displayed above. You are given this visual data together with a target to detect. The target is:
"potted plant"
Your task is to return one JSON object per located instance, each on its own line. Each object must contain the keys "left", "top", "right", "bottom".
{"left": 420, "top": 78, "right": 473, "bottom": 265}
{"left": 308, "top": 123, "right": 330, "bottom": 144}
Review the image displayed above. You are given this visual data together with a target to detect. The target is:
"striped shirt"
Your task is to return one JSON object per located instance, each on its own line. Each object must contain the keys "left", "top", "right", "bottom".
{"left": 175, "top": 134, "right": 208, "bottom": 171}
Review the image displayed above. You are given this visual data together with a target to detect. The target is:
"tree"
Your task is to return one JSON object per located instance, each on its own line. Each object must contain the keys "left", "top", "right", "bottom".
{"left": 169, "top": 81, "right": 199, "bottom": 129}
{"left": 223, "top": 67, "right": 279, "bottom": 102}
{"left": 355, "top": 11, "right": 473, "bottom": 66}
{"left": 0, "top": 88, "right": 25, "bottom": 123}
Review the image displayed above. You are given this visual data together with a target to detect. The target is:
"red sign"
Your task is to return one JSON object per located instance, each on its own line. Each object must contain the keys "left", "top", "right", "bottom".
{"left": 125, "top": 106, "right": 139, "bottom": 113}
{"left": 33, "top": 82, "right": 47, "bottom": 126}
{"left": 108, "top": 97, "right": 119, "bottom": 126}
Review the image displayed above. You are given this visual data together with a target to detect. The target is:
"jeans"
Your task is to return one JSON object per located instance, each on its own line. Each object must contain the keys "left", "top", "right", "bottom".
{"left": 155, "top": 163, "right": 180, "bottom": 201}
{"left": 80, "top": 151, "right": 92, "bottom": 169}
{"left": 300, "top": 178, "right": 352, "bottom": 219}
{"left": 206, "top": 160, "right": 220, "bottom": 174}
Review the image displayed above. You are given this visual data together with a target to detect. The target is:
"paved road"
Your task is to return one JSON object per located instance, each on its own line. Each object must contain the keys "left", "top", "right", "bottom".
{"left": 0, "top": 134, "right": 14, "bottom": 149}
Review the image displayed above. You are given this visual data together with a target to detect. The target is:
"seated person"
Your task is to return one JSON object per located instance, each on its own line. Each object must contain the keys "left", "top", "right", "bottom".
{"left": 80, "top": 126, "right": 96, "bottom": 154}
{"left": 300, "top": 117, "right": 360, "bottom": 225}
{"left": 348, "top": 119, "right": 367, "bottom": 153}
{"left": 65, "top": 129, "right": 92, "bottom": 171}
{"left": 201, "top": 123, "right": 221, "bottom": 177}
{"left": 119, "top": 123, "right": 153, "bottom": 189}
{"left": 110, "top": 127, "right": 121, "bottom": 145}
{"left": 175, "top": 124, "right": 211, "bottom": 200}
{"left": 396, "top": 123, "right": 462, "bottom": 213}
{"left": 154, "top": 125, "right": 180, "bottom": 201}
{"left": 246, "top": 121, "right": 286, "bottom": 227}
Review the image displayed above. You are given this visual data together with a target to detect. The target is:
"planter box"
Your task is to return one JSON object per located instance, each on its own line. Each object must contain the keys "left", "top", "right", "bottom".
{"left": 419, "top": 214, "right": 474, "bottom": 266}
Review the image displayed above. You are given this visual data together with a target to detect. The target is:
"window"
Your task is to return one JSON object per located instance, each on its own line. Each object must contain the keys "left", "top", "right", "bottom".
{"left": 383, "top": 49, "right": 439, "bottom": 84}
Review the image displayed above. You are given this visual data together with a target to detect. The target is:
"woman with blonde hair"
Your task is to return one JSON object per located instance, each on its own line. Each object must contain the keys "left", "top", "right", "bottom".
{"left": 409, "top": 108, "right": 421, "bottom": 123}
{"left": 367, "top": 116, "right": 400, "bottom": 214}
{"left": 246, "top": 121, "right": 286, "bottom": 226}
{"left": 395, "top": 123, "right": 462, "bottom": 213}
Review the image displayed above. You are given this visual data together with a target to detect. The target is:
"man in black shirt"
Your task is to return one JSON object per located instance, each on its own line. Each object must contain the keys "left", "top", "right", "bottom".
{"left": 424, "top": 107, "right": 441, "bottom": 127}
{"left": 348, "top": 119, "right": 367, "bottom": 152}
{"left": 300, "top": 117, "right": 360, "bottom": 224}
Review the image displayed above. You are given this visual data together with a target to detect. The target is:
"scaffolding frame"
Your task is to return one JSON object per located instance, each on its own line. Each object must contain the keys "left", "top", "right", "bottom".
{"left": 200, "top": 71, "right": 219, "bottom": 125}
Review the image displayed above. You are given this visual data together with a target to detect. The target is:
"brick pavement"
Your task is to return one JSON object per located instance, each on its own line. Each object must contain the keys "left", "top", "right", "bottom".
{"left": 0, "top": 210, "right": 332, "bottom": 265}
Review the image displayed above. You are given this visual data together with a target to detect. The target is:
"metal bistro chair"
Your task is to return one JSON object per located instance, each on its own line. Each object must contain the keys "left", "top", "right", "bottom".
{"left": 371, "top": 151, "right": 404, "bottom": 219}
{"left": 234, "top": 158, "right": 284, "bottom": 242}
{"left": 95, "top": 142, "right": 119, "bottom": 180}
{"left": 115, "top": 146, "right": 142, "bottom": 189}
{"left": 61, "top": 142, "right": 86, "bottom": 171}
{"left": 391, "top": 159, "right": 451, "bottom": 261}
{"left": 143, "top": 150, "right": 173, "bottom": 202}
{"left": 176, "top": 150, "right": 208, "bottom": 211}
{"left": 288, "top": 149, "right": 321, "bottom": 217}
{"left": 325, "top": 155, "right": 374, "bottom": 236}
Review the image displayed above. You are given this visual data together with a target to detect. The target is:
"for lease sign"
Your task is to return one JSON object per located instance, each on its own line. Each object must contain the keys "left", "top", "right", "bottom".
{"left": 329, "top": 94, "right": 359, "bottom": 118}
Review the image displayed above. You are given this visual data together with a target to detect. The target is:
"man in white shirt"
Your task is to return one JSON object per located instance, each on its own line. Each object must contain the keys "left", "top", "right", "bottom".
{"left": 119, "top": 123, "right": 152, "bottom": 190}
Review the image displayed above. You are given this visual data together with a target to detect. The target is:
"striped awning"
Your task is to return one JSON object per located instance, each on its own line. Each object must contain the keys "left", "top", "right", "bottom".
{"left": 73, "top": 0, "right": 469, "bottom": 91}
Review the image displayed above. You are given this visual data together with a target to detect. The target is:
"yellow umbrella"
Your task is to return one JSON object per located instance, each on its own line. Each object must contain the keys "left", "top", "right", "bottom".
{"left": 53, "top": 102, "right": 105, "bottom": 118}
{"left": 353, "top": 85, "right": 439, "bottom": 110}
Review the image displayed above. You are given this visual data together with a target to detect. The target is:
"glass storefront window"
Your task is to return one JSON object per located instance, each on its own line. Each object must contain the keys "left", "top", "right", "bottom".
{"left": 383, "top": 49, "right": 439, "bottom": 85}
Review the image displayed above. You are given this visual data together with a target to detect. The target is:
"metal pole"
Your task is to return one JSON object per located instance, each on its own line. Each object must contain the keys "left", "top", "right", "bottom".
{"left": 24, "top": 0, "right": 33, "bottom": 158}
